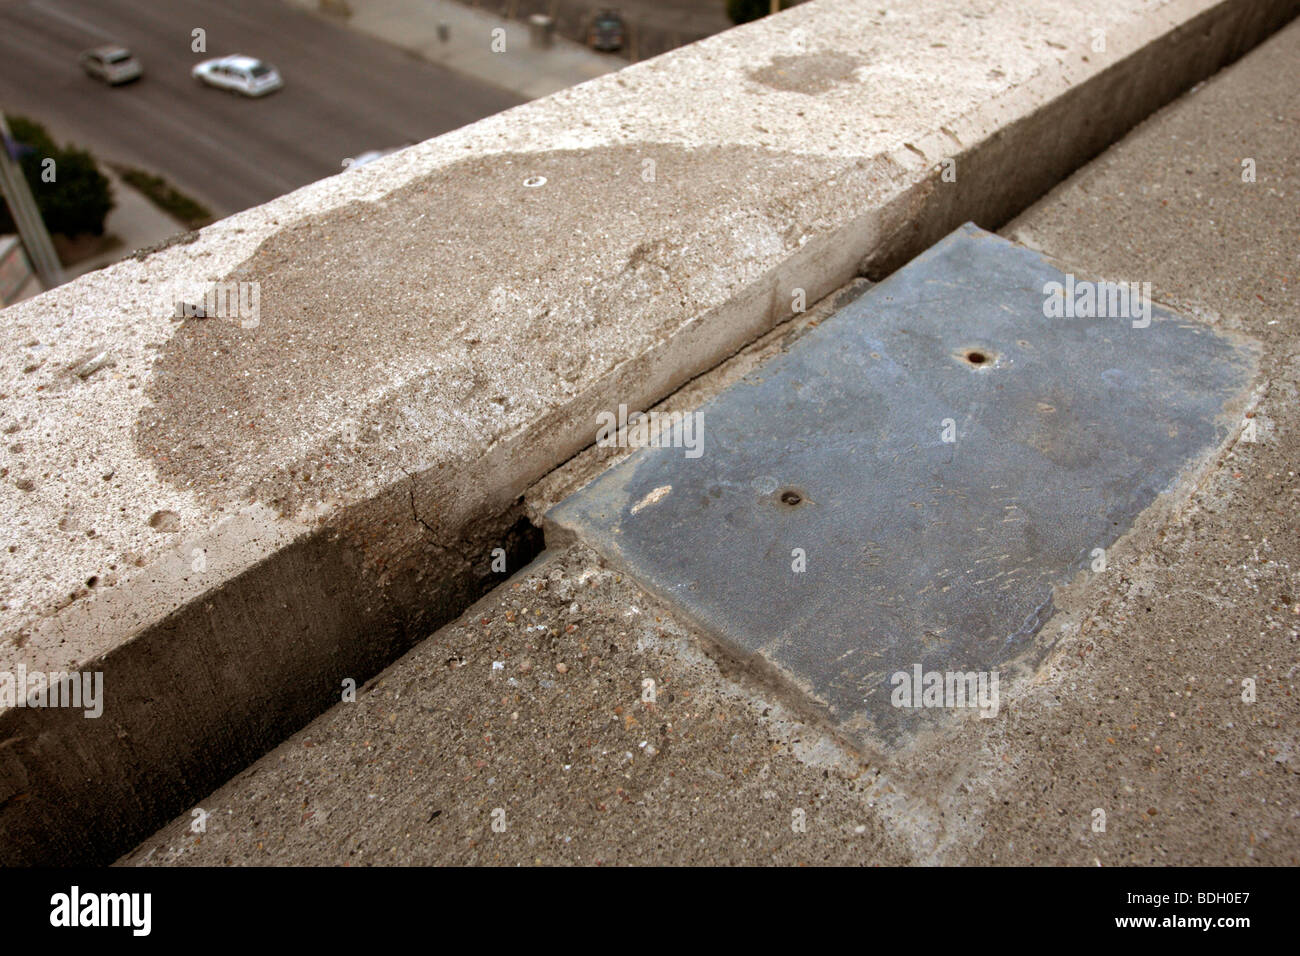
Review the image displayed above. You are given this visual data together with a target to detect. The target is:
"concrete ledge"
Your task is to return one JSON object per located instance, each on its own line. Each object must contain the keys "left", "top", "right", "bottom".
{"left": 1, "top": 0, "right": 1296, "bottom": 864}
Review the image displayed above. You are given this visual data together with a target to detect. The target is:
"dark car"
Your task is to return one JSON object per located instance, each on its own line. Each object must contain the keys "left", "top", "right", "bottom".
{"left": 587, "top": 9, "right": 626, "bottom": 52}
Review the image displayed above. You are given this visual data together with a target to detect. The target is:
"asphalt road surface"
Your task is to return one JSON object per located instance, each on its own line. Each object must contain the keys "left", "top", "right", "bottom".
{"left": 0, "top": 0, "right": 524, "bottom": 215}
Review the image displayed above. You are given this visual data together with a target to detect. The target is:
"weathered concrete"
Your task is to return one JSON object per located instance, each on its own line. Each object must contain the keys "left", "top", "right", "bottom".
{"left": 120, "top": 543, "right": 915, "bottom": 866}
{"left": 2, "top": 0, "right": 1297, "bottom": 864}
{"left": 123, "top": 15, "right": 1299, "bottom": 866}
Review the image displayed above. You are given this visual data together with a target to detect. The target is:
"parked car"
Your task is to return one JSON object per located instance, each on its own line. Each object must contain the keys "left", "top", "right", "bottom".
{"left": 587, "top": 9, "right": 627, "bottom": 52}
{"left": 192, "top": 55, "right": 283, "bottom": 97}
{"left": 80, "top": 46, "right": 143, "bottom": 85}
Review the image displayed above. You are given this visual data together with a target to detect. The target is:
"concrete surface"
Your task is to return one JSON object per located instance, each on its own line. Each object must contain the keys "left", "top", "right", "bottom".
{"left": 288, "top": 0, "right": 620, "bottom": 99}
{"left": 2, "top": 0, "right": 1296, "bottom": 865}
{"left": 121, "top": 543, "right": 913, "bottom": 866}
{"left": 124, "top": 15, "right": 1298, "bottom": 866}
{"left": 980, "top": 19, "right": 1299, "bottom": 865}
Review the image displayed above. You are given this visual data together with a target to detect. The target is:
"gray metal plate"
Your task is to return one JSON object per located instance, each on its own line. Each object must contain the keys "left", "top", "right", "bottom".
{"left": 548, "top": 225, "right": 1255, "bottom": 747}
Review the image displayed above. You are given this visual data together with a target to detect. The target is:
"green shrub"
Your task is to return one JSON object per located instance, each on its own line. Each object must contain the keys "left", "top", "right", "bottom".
{"left": 0, "top": 115, "right": 114, "bottom": 236}
{"left": 113, "top": 165, "right": 213, "bottom": 230}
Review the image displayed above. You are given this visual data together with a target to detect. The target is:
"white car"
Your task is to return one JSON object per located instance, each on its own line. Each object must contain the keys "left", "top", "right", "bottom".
{"left": 341, "top": 146, "right": 409, "bottom": 172}
{"left": 192, "top": 55, "right": 282, "bottom": 97}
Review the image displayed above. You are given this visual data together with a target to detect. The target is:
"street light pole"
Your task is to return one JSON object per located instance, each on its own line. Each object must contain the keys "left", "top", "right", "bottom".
{"left": 0, "top": 111, "right": 64, "bottom": 290}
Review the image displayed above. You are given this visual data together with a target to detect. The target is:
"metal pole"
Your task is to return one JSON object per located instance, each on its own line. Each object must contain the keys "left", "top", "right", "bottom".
{"left": 0, "top": 111, "right": 63, "bottom": 289}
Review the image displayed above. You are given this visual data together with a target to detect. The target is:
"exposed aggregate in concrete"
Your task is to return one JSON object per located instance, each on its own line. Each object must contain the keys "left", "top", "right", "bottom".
{"left": 968, "top": 17, "right": 1300, "bottom": 865}
{"left": 122, "top": 545, "right": 910, "bottom": 866}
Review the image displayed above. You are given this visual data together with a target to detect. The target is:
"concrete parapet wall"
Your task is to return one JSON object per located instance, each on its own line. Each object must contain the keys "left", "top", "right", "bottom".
{"left": 1, "top": 0, "right": 1295, "bottom": 863}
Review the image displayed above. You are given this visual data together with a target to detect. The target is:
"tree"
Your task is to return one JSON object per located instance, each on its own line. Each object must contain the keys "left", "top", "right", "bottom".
{"left": 0, "top": 115, "right": 113, "bottom": 237}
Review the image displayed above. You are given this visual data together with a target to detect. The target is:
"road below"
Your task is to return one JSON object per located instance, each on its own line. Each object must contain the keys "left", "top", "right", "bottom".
{"left": 0, "top": 0, "right": 523, "bottom": 215}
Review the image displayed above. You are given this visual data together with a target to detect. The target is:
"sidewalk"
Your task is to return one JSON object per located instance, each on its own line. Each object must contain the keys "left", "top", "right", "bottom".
{"left": 67, "top": 168, "right": 188, "bottom": 280}
{"left": 288, "top": 0, "right": 621, "bottom": 99}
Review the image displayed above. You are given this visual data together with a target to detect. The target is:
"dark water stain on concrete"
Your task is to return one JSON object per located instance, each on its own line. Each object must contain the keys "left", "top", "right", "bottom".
{"left": 748, "top": 51, "right": 863, "bottom": 94}
{"left": 134, "top": 143, "right": 890, "bottom": 514}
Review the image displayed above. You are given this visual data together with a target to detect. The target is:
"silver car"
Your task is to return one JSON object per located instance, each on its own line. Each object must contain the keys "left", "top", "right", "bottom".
{"left": 80, "top": 46, "right": 143, "bottom": 85}
{"left": 192, "top": 55, "right": 283, "bottom": 97}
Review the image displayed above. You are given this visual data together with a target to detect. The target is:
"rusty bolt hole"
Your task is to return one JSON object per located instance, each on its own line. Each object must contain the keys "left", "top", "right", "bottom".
{"left": 964, "top": 349, "right": 989, "bottom": 366}
{"left": 780, "top": 490, "right": 803, "bottom": 506}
